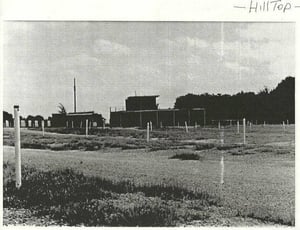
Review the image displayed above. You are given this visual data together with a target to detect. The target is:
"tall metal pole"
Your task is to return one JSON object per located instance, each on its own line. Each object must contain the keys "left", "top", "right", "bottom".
{"left": 74, "top": 78, "right": 77, "bottom": 113}
{"left": 14, "top": 105, "right": 21, "bottom": 189}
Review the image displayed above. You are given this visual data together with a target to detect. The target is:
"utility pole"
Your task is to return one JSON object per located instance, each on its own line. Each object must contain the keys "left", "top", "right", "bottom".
{"left": 74, "top": 78, "right": 77, "bottom": 113}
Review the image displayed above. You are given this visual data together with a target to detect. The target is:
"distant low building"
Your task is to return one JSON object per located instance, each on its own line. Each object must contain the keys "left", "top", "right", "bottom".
{"left": 25, "top": 115, "right": 44, "bottom": 128}
{"left": 110, "top": 95, "right": 206, "bottom": 128}
{"left": 51, "top": 111, "right": 105, "bottom": 128}
{"left": 3, "top": 111, "right": 13, "bottom": 127}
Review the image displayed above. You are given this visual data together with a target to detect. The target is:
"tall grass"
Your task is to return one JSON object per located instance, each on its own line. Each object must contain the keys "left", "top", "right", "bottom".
{"left": 3, "top": 162, "right": 220, "bottom": 226}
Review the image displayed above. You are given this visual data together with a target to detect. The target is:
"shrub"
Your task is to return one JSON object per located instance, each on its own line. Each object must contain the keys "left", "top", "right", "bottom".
{"left": 169, "top": 153, "right": 202, "bottom": 161}
{"left": 216, "top": 144, "right": 240, "bottom": 150}
{"left": 195, "top": 143, "right": 215, "bottom": 150}
{"left": 50, "top": 194, "right": 176, "bottom": 226}
{"left": 3, "top": 164, "right": 220, "bottom": 226}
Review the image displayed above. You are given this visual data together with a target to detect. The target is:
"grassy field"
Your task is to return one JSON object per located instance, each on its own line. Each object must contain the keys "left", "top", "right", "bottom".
{"left": 3, "top": 124, "right": 295, "bottom": 226}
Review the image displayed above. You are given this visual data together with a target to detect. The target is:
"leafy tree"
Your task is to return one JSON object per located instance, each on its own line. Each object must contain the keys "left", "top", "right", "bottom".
{"left": 174, "top": 76, "right": 294, "bottom": 124}
{"left": 58, "top": 103, "right": 67, "bottom": 114}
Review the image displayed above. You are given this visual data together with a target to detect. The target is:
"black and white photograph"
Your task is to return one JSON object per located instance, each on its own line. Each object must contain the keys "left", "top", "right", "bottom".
{"left": 1, "top": 3, "right": 296, "bottom": 227}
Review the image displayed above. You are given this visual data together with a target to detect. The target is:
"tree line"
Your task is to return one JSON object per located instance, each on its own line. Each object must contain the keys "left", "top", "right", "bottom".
{"left": 174, "top": 76, "right": 295, "bottom": 124}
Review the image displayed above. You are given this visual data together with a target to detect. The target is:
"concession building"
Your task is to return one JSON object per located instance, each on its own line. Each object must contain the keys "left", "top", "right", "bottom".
{"left": 110, "top": 95, "right": 206, "bottom": 128}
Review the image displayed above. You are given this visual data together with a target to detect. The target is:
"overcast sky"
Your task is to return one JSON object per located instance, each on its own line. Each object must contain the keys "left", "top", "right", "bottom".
{"left": 3, "top": 22, "right": 295, "bottom": 119}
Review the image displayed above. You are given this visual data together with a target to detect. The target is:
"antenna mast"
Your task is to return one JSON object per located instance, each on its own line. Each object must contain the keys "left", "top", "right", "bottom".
{"left": 74, "top": 78, "right": 77, "bottom": 113}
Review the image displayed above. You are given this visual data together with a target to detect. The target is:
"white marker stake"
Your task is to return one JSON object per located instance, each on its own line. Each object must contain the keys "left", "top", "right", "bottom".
{"left": 237, "top": 120, "right": 240, "bottom": 134}
{"left": 220, "top": 128, "right": 224, "bottom": 146}
{"left": 195, "top": 122, "right": 197, "bottom": 129}
{"left": 243, "top": 118, "right": 246, "bottom": 145}
{"left": 218, "top": 121, "right": 221, "bottom": 130}
{"left": 283, "top": 121, "right": 285, "bottom": 131}
{"left": 147, "top": 122, "right": 150, "bottom": 142}
{"left": 249, "top": 122, "right": 252, "bottom": 131}
{"left": 185, "top": 121, "right": 188, "bottom": 133}
{"left": 42, "top": 120, "right": 45, "bottom": 137}
{"left": 220, "top": 156, "right": 224, "bottom": 184}
{"left": 263, "top": 121, "right": 266, "bottom": 127}
{"left": 14, "top": 105, "right": 21, "bottom": 189}
{"left": 160, "top": 121, "right": 163, "bottom": 129}
{"left": 287, "top": 120, "right": 289, "bottom": 125}
{"left": 72, "top": 121, "right": 74, "bottom": 128}
{"left": 85, "top": 119, "right": 88, "bottom": 137}
{"left": 178, "top": 122, "right": 180, "bottom": 128}
{"left": 150, "top": 121, "right": 153, "bottom": 131}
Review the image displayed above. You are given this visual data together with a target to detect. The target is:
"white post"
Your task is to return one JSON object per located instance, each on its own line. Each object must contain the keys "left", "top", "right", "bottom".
{"left": 237, "top": 120, "right": 240, "bottom": 134}
{"left": 185, "top": 121, "right": 188, "bottom": 133}
{"left": 249, "top": 122, "right": 252, "bottom": 131}
{"left": 147, "top": 122, "right": 150, "bottom": 142}
{"left": 195, "top": 121, "right": 197, "bottom": 129}
{"left": 218, "top": 121, "right": 221, "bottom": 130}
{"left": 150, "top": 121, "right": 153, "bottom": 131}
{"left": 85, "top": 119, "right": 88, "bottom": 137}
{"left": 220, "top": 128, "right": 224, "bottom": 146}
{"left": 243, "top": 118, "right": 246, "bottom": 145}
{"left": 71, "top": 121, "right": 74, "bottom": 128}
{"left": 80, "top": 121, "right": 82, "bottom": 128}
{"left": 66, "top": 121, "right": 68, "bottom": 128}
{"left": 42, "top": 120, "right": 45, "bottom": 137}
{"left": 283, "top": 121, "right": 285, "bottom": 131}
{"left": 263, "top": 121, "right": 266, "bottom": 127}
{"left": 287, "top": 120, "right": 289, "bottom": 125}
{"left": 177, "top": 122, "right": 180, "bottom": 128}
{"left": 220, "top": 156, "right": 224, "bottom": 185}
{"left": 160, "top": 121, "right": 163, "bottom": 129}
{"left": 14, "top": 105, "right": 21, "bottom": 189}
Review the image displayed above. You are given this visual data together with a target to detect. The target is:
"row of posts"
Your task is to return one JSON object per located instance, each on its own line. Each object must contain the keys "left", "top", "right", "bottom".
{"left": 12, "top": 106, "right": 101, "bottom": 189}
{"left": 218, "top": 120, "right": 289, "bottom": 131}
{"left": 66, "top": 120, "right": 105, "bottom": 129}
{"left": 12, "top": 105, "right": 292, "bottom": 189}
{"left": 147, "top": 118, "right": 289, "bottom": 144}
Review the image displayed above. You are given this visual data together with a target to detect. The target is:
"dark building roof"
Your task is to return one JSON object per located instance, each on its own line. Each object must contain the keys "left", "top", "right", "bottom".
{"left": 126, "top": 95, "right": 159, "bottom": 111}
{"left": 51, "top": 111, "right": 105, "bottom": 127}
{"left": 126, "top": 95, "right": 159, "bottom": 99}
{"left": 67, "top": 111, "right": 95, "bottom": 116}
